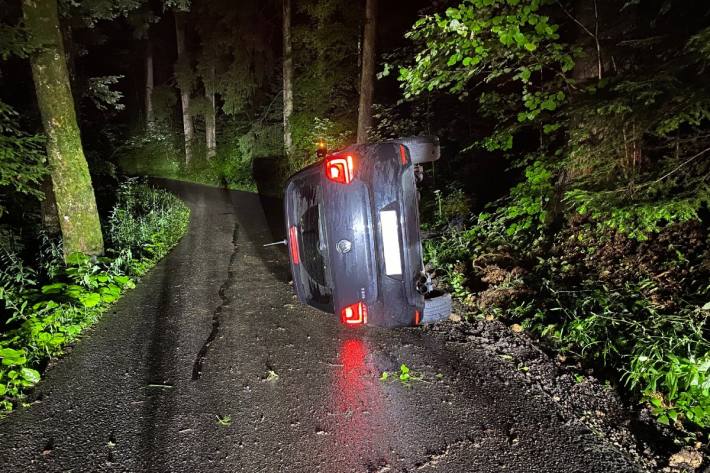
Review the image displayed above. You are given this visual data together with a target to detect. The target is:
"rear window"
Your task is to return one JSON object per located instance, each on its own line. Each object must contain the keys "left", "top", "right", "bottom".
{"left": 300, "top": 205, "right": 328, "bottom": 287}
{"left": 290, "top": 174, "right": 333, "bottom": 312}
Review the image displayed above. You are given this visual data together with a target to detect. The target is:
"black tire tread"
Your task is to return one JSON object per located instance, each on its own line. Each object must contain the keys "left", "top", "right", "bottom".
{"left": 421, "top": 293, "right": 452, "bottom": 324}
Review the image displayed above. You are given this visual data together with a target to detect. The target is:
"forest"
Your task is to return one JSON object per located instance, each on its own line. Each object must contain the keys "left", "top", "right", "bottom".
{"left": 0, "top": 0, "right": 709, "bottom": 468}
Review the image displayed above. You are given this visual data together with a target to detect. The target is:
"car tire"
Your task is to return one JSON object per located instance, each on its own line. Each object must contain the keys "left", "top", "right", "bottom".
{"left": 421, "top": 292, "right": 452, "bottom": 324}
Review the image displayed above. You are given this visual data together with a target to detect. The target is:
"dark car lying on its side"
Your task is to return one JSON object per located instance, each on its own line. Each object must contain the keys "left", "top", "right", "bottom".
{"left": 284, "top": 136, "right": 451, "bottom": 328}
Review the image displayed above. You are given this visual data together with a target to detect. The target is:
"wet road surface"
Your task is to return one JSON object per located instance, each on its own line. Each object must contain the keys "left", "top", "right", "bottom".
{"left": 0, "top": 181, "right": 644, "bottom": 472}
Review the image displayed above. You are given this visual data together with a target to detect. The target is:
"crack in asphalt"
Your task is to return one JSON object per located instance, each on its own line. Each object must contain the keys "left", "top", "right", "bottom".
{"left": 191, "top": 220, "right": 240, "bottom": 380}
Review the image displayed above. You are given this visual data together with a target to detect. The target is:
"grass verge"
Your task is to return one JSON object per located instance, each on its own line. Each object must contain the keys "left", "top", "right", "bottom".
{"left": 0, "top": 179, "right": 190, "bottom": 412}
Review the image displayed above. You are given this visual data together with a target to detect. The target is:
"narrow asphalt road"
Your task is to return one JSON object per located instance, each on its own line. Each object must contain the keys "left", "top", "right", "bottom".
{"left": 0, "top": 181, "right": 644, "bottom": 472}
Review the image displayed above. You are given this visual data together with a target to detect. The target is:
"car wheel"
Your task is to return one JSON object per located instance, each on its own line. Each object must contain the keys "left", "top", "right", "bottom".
{"left": 421, "top": 292, "right": 452, "bottom": 324}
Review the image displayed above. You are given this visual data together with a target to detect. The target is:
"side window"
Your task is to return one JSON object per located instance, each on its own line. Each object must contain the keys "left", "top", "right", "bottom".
{"left": 300, "top": 205, "right": 328, "bottom": 287}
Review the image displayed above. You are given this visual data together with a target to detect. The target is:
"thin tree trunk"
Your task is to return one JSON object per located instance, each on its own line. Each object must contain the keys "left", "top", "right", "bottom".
{"left": 357, "top": 0, "right": 377, "bottom": 144}
{"left": 282, "top": 0, "right": 293, "bottom": 156}
{"left": 567, "top": 0, "right": 603, "bottom": 81}
{"left": 175, "top": 12, "right": 194, "bottom": 166}
{"left": 23, "top": 0, "right": 104, "bottom": 259}
{"left": 205, "top": 64, "right": 217, "bottom": 159}
{"left": 145, "top": 37, "right": 154, "bottom": 130}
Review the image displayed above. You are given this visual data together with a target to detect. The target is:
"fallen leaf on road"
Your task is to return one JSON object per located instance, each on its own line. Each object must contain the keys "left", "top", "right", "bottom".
{"left": 265, "top": 370, "right": 279, "bottom": 382}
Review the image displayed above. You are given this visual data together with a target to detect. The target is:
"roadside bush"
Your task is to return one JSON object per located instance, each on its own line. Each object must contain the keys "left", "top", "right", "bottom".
{"left": 0, "top": 181, "right": 190, "bottom": 412}
{"left": 425, "top": 187, "right": 710, "bottom": 430}
{"left": 107, "top": 178, "right": 191, "bottom": 270}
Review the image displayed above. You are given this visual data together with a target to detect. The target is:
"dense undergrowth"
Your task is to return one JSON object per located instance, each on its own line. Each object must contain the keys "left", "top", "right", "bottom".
{"left": 403, "top": 0, "right": 710, "bottom": 438}
{"left": 425, "top": 197, "right": 709, "bottom": 429}
{"left": 0, "top": 180, "right": 190, "bottom": 412}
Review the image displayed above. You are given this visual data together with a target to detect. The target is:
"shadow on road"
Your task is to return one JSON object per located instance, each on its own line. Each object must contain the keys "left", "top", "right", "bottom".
{"left": 153, "top": 177, "right": 291, "bottom": 284}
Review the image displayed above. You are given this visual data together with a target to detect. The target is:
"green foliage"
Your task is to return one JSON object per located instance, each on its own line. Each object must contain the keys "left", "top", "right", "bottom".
{"left": 565, "top": 189, "right": 708, "bottom": 240}
{"left": 0, "top": 101, "right": 47, "bottom": 217}
{"left": 504, "top": 161, "right": 553, "bottom": 236}
{"left": 0, "top": 24, "right": 32, "bottom": 60}
{"left": 401, "top": 0, "right": 572, "bottom": 98}
{"left": 86, "top": 75, "right": 125, "bottom": 112}
{"left": 118, "top": 118, "right": 281, "bottom": 192}
{"left": 405, "top": 0, "right": 710, "bottom": 431}
{"left": 400, "top": 0, "right": 573, "bottom": 159}
{"left": 379, "top": 363, "right": 423, "bottom": 384}
{"left": 107, "top": 179, "right": 191, "bottom": 266}
{"left": 0, "top": 182, "right": 190, "bottom": 412}
{"left": 629, "top": 354, "right": 710, "bottom": 428}
{"left": 293, "top": 0, "right": 360, "bottom": 117}
{"left": 287, "top": 0, "right": 359, "bottom": 166}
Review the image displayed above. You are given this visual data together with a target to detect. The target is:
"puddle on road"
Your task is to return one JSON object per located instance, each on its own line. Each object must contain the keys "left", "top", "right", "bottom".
{"left": 326, "top": 338, "right": 393, "bottom": 470}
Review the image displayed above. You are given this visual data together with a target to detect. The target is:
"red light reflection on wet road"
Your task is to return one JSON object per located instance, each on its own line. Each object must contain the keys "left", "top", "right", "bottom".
{"left": 329, "top": 338, "right": 390, "bottom": 470}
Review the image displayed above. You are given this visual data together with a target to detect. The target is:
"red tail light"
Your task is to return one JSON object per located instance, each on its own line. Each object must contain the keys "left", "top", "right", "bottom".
{"left": 325, "top": 154, "right": 355, "bottom": 184}
{"left": 414, "top": 310, "right": 421, "bottom": 325}
{"left": 289, "top": 225, "right": 300, "bottom": 265}
{"left": 340, "top": 301, "right": 368, "bottom": 325}
{"left": 400, "top": 144, "right": 409, "bottom": 165}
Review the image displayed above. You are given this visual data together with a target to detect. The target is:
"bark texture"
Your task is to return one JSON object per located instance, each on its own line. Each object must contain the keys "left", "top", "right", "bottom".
{"left": 40, "top": 177, "right": 60, "bottom": 235}
{"left": 357, "top": 0, "right": 377, "bottom": 144}
{"left": 145, "top": 37, "right": 154, "bottom": 129}
{"left": 175, "top": 12, "right": 194, "bottom": 166}
{"left": 205, "top": 65, "right": 217, "bottom": 159}
{"left": 282, "top": 0, "right": 294, "bottom": 156}
{"left": 23, "top": 0, "right": 104, "bottom": 258}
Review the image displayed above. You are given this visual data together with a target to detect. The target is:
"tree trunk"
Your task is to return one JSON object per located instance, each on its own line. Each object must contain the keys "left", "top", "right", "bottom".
{"left": 205, "top": 64, "right": 217, "bottom": 159}
{"left": 22, "top": 0, "right": 104, "bottom": 259}
{"left": 357, "top": 0, "right": 377, "bottom": 144}
{"left": 145, "top": 37, "right": 154, "bottom": 130}
{"left": 175, "top": 12, "right": 194, "bottom": 166}
{"left": 40, "top": 177, "right": 60, "bottom": 236}
{"left": 282, "top": 0, "right": 294, "bottom": 156}
{"left": 571, "top": 0, "right": 603, "bottom": 81}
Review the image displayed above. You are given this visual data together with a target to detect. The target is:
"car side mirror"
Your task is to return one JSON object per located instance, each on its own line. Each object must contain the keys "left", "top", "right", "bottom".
{"left": 397, "top": 136, "right": 440, "bottom": 164}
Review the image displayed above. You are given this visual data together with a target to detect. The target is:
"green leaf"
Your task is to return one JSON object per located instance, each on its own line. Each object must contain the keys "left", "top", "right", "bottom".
{"left": 41, "top": 282, "right": 66, "bottom": 294}
{"left": 519, "top": 67, "right": 531, "bottom": 82}
{"left": 79, "top": 292, "right": 101, "bottom": 308}
{"left": 66, "top": 252, "right": 90, "bottom": 266}
{"left": 657, "top": 415, "right": 670, "bottom": 425}
{"left": 20, "top": 368, "right": 40, "bottom": 384}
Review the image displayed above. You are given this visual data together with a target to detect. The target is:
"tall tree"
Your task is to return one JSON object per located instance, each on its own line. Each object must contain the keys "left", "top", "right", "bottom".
{"left": 204, "top": 62, "right": 216, "bottom": 158}
{"left": 282, "top": 0, "right": 293, "bottom": 155}
{"left": 194, "top": 2, "right": 217, "bottom": 159}
{"left": 356, "top": 0, "right": 377, "bottom": 144}
{"left": 145, "top": 35, "right": 155, "bottom": 129}
{"left": 22, "top": 0, "right": 104, "bottom": 258}
{"left": 174, "top": 11, "right": 194, "bottom": 166}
